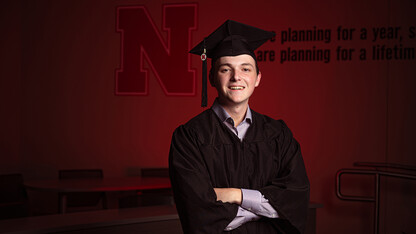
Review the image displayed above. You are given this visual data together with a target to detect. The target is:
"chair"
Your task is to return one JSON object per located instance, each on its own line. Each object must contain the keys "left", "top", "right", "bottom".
{"left": 119, "top": 168, "right": 173, "bottom": 208}
{"left": 140, "top": 168, "right": 173, "bottom": 206}
{"left": 0, "top": 173, "right": 29, "bottom": 219}
{"left": 58, "top": 169, "right": 106, "bottom": 213}
{"left": 141, "top": 168, "right": 170, "bottom": 177}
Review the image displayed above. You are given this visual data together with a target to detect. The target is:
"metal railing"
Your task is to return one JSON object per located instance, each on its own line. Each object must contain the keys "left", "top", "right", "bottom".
{"left": 336, "top": 162, "right": 416, "bottom": 234}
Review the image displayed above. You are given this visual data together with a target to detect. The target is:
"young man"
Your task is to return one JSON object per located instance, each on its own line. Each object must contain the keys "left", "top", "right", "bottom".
{"left": 169, "top": 20, "right": 310, "bottom": 233}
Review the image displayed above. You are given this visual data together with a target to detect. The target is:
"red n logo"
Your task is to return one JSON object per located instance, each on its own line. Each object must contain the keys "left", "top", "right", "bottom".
{"left": 116, "top": 4, "right": 197, "bottom": 95}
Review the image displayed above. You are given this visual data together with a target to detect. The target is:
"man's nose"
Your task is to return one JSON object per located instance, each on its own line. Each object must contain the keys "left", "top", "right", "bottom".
{"left": 230, "top": 70, "right": 241, "bottom": 81}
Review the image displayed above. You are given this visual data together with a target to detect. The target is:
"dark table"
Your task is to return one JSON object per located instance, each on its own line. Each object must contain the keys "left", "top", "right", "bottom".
{"left": 24, "top": 177, "right": 171, "bottom": 213}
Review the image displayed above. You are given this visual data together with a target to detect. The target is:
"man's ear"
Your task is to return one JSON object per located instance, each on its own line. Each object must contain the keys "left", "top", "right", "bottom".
{"left": 255, "top": 71, "right": 262, "bottom": 87}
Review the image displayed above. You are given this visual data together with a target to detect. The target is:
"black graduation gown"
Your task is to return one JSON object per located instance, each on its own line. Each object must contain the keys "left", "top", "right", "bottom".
{"left": 169, "top": 109, "right": 310, "bottom": 234}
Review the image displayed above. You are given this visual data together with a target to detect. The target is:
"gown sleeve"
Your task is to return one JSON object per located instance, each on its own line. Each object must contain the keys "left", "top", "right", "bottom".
{"left": 258, "top": 120, "right": 310, "bottom": 234}
{"left": 169, "top": 125, "right": 239, "bottom": 234}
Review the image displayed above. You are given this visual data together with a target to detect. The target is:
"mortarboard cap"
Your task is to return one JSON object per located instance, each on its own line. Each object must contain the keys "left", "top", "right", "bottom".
{"left": 189, "top": 20, "right": 275, "bottom": 107}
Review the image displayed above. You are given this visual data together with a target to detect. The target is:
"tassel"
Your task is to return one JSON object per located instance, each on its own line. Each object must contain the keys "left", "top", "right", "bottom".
{"left": 201, "top": 39, "right": 208, "bottom": 107}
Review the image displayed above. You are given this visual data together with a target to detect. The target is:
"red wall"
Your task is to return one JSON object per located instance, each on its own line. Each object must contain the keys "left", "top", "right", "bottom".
{"left": 1, "top": 0, "right": 415, "bottom": 233}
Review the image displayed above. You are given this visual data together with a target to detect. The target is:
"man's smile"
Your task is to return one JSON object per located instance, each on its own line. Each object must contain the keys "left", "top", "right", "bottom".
{"left": 229, "top": 86, "right": 245, "bottom": 90}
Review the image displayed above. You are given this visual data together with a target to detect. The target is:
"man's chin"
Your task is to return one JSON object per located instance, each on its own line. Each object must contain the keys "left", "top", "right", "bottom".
{"left": 218, "top": 98, "right": 249, "bottom": 107}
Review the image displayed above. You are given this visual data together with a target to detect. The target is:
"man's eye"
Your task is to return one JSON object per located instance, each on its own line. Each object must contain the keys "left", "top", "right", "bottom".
{"left": 242, "top": 68, "right": 251, "bottom": 72}
{"left": 220, "top": 69, "right": 229, "bottom": 73}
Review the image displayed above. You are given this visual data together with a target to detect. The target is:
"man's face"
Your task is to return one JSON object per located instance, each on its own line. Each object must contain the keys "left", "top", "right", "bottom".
{"left": 210, "top": 54, "right": 261, "bottom": 107}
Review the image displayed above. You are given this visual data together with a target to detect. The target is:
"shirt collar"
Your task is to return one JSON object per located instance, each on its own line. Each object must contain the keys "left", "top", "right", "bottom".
{"left": 211, "top": 99, "right": 252, "bottom": 124}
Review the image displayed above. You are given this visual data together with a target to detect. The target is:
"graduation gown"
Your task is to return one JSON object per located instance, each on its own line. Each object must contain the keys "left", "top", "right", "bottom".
{"left": 169, "top": 109, "right": 310, "bottom": 234}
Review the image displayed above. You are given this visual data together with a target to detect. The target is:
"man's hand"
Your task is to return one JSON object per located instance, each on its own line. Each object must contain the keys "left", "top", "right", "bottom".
{"left": 214, "top": 188, "right": 242, "bottom": 205}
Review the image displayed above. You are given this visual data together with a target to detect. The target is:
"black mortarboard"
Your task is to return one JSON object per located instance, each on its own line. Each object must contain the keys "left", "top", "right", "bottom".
{"left": 190, "top": 20, "right": 275, "bottom": 107}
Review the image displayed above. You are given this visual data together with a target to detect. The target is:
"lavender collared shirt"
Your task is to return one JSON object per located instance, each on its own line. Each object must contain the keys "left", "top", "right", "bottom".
{"left": 211, "top": 100, "right": 279, "bottom": 231}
